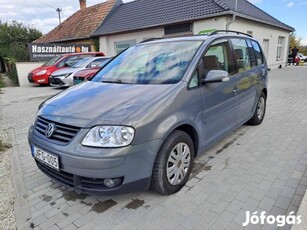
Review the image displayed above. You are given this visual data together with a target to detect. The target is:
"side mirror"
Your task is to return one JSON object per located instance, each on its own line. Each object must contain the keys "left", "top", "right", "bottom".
{"left": 64, "top": 63, "right": 70, "bottom": 67}
{"left": 202, "top": 70, "right": 229, "bottom": 84}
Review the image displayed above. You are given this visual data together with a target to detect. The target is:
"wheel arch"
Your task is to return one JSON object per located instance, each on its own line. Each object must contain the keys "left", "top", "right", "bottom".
{"left": 174, "top": 124, "right": 199, "bottom": 157}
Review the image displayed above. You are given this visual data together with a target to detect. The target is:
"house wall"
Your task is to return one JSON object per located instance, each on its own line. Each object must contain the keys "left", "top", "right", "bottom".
{"left": 99, "top": 28, "right": 164, "bottom": 56}
{"left": 99, "top": 17, "right": 291, "bottom": 69}
{"left": 193, "top": 17, "right": 227, "bottom": 34}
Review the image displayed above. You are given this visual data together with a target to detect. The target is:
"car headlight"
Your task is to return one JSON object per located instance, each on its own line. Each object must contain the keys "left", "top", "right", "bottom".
{"left": 36, "top": 70, "right": 47, "bottom": 75}
{"left": 82, "top": 126, "right": 135, "bottom": 147}
{"left": 64, "top": 73, "right": 73, "bottom": 78}
{"left": 53, "top": 73, "right": 72, "bottom": 78}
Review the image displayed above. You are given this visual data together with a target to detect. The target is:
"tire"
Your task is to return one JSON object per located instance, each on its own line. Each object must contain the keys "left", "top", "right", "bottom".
{"left": 151, "top": 130, "right": 194, "bottom": 195}
{"left": 247, "top": 92, "right": 266, "bottom": 125}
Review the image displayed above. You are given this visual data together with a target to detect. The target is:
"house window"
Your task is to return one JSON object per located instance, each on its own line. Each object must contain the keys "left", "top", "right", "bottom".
{"left": 263, "top": 39, "right": 269, "bottom": 60}
{"left": 276, "top": 36, "right": 285, "bottom": 61}
{"left": 164, "top": 23, "right": 192, "bottom": 35}
{"left": 114, "top": 40, "right": 136, "bottom": 54}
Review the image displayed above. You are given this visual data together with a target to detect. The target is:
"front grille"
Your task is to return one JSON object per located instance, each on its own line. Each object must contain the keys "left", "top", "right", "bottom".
{"left": 49, "top": 77, "right": 63, "bottom": 85}
{"left": 28, "top": 73, "right": 34, "bottom": 82}
{"left": 34, "top": 116, "right": 80, "bottom": 144}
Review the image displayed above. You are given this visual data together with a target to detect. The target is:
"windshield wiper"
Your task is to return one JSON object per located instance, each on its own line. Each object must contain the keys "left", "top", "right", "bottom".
{"left": 101, "top": 79, "right": 124, "bottom": 84}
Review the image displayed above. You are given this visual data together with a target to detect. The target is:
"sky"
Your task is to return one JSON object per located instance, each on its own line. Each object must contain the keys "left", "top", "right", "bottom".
{"left": 0, "top": 0, "right": 306, "bottom": 45}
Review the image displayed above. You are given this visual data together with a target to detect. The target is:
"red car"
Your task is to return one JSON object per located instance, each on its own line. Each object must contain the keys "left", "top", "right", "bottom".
{"left": 73, "top": 58, "right": 111, "bottom": 85}
{"left": 28, "top": 52, "right": 104, "bottom": 85}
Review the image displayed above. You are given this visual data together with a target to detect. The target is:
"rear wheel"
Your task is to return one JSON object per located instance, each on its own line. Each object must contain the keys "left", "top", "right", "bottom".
{"left": 247, "top": 92, "right": 266, "bottom": 125}
{"left": 151, "top": 130, "right": 194, "bottom": 195}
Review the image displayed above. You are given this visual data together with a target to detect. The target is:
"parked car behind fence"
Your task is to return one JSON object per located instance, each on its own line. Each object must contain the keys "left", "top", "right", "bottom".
{"left": 28, "top": 52, "right": 104, "bottom": 85}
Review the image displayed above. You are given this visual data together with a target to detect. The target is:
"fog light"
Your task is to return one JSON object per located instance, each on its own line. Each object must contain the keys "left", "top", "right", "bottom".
{"left": 103, "top": 178, "right": 122, "bottom": 189}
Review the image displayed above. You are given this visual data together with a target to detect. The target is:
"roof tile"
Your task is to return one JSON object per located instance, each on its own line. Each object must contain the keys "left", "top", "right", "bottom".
{"left": 35, "top": 0, "right": 117, "bottom": 43}
{"left": 93, "top": 0, "right": 293, "bottom": 36}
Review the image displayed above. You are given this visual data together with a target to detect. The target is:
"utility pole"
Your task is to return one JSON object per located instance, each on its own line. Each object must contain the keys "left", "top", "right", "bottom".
{"left": 56, "top": 8, "right": 62, "bottom": 25}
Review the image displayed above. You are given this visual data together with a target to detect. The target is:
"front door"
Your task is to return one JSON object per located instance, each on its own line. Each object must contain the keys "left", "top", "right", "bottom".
{"left": 200, "top": 38, "right": 240, "bottom": 146}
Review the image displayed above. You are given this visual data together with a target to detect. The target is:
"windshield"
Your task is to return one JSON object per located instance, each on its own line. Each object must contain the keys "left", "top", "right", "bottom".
{"left": 92, "top": 41, "right": 203, "bottom": 84}
{"left": 42, "top": 56, "right": 62, "bottom": 66}
{"left": 70, "top": 58, "right": 92, "bottom": 68}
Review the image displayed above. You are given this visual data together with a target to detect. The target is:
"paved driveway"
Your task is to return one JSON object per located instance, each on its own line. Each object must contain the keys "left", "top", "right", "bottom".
{"left": 1, "top": 66, "right": 307, "bottom": 230}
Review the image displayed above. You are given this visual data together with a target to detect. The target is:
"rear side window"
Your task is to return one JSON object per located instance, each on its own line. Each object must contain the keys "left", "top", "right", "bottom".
{"left": 251, "top": 41, "right": 264, "bottom": 65}
{"left": 231, "top": 38, "right": 252, "bottom": 73}
{"left": 246, "top": 40, "right": 257, "bottom": 67}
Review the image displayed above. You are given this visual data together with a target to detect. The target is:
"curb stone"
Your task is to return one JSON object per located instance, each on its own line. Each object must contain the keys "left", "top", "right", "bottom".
{"left": 9, "top": 128, "right": 32, "bottom": 229}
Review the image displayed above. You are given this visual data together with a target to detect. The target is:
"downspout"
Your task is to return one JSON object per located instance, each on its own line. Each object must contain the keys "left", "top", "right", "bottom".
{"left": 226, "top": 0, "right": 238, "bottom": 30}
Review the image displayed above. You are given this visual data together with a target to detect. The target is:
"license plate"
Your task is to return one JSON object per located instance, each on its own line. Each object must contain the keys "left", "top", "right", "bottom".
{"left": 74, "top": 79, "right": 83, "bottom": 85}
{"left": 33, "top": 146, "right": 59, "bottom": 171}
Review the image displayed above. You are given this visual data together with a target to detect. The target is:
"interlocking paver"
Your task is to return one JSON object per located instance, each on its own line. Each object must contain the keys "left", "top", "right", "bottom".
{"left": 1, "top": 66, "right": 307, "bottom": 229}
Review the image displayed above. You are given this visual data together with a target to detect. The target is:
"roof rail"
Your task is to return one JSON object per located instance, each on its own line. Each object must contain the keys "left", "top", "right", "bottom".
{"left": 209, "top": 30, "right": 253, "bottom": 37}
{"left": 140, "top": 37, "right": 164, "bottom": 43}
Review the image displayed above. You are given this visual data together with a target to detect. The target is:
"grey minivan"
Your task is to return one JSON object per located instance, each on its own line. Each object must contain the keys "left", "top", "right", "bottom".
{"left": 28, "top": 31, "right": 268, "bottom": 195}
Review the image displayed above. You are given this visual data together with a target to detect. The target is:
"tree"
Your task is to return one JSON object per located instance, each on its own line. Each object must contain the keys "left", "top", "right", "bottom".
{"left": 0, "top": 20, "right": 42, "bottom": 61}
{"left": 0, "top": 20, "right": 42, "bottom": 85}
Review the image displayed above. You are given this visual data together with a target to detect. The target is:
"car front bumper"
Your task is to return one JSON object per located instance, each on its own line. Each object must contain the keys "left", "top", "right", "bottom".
{"left": 28, "top": 125, "right": 162, "bottom": 195}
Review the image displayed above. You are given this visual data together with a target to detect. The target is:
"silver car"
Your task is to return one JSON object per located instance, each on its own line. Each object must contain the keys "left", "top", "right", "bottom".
{"left": 28, "top": 31, "right": 268, "bottom": 195}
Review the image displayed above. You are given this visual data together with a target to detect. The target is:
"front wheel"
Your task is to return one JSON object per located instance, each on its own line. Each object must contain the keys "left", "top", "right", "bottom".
{"left": 151, "top": 130, "right": 194, "bottom": 195}
{"left": 247, "top": 92, "right": 266, "bottom": 125}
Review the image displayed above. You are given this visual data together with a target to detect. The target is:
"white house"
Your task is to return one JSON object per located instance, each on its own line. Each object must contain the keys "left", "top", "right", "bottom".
{"left": 93, "top": 0, "right": 294, "bottom": 69}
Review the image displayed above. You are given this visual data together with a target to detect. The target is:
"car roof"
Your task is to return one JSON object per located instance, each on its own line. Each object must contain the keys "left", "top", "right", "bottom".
{"left": 61, "top": 52, "right": 104, "bottom": 57}
{"left": 139, "top": 30, "right": 254, "bottom": 45}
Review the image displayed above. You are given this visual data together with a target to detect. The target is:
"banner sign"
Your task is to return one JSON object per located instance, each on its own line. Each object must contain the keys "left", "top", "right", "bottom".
{"left": 27, "top": 43, "right": 92, "bottom": 61}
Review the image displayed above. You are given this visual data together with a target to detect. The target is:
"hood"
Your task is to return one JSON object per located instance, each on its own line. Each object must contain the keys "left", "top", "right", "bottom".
{"left": 30, "top": 65, "right": 55, "bottom": 74}
{"left": 39, "top": 81, "right": 174, "bottom": 127}
{"left": 74, "top": 68, "right": 100, "bottom": 78}
{"left": 51, "top": 67, "right": 83, "bottom": 76}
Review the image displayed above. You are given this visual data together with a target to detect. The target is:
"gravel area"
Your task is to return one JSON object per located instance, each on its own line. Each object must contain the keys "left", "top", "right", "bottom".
{"left": 0, "top": 130, "right": 16, "bottom": 230}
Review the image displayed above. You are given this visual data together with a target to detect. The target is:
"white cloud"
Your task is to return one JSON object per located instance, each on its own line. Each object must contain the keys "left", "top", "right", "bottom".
{"left": 0, "top": 0, "right": 133, "bottom": 34}
{"left": 301, "top": 40, "right": 307, "bottom": 46}
{"left": 286, "top": 2, "right": 294, "bottom": 7}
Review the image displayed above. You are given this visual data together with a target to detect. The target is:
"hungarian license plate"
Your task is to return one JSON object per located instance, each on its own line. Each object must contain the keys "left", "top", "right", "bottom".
{"left": 74, "top": 79, "right": 83, "bottom": 85}
{"left": 33, "top": 146, "right": 59, "bottom": 171}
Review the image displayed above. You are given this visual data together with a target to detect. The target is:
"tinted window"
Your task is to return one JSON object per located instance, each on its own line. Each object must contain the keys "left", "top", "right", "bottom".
{"left": 231, "top": 38, "right": 252, "bottom": 73}
{"left": 202, "top": 39, "right": 233, "bottom": 76}
{"left": 246, "top": 39, "right": 257, "bottom": 67}
{"left": 251, "top": 40, "right": 264, "bottom": 65}
{"left": 92, "top": 41, "right": 203, "bottom": 85}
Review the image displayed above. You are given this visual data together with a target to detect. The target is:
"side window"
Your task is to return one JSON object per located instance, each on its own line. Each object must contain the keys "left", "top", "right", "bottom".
{"left": 231, "top": 38, "right": 252, "bottom": 73}
{"left": 251, "top": 41, "right": 264, "bottom": 65}
{"left": 202, "top": 39, "right": 232, "bottom": 77}
{"left": 246, "top": 39, "right": 257, "bottom": 67}
{"left": 58, "top": 56, "right": 80, "bottom": 67}
{"left": 86, "top": 58, "right": 104, "bottom": 68}
{"left": 188, "top": 71, "right": 199, "bottom": 89}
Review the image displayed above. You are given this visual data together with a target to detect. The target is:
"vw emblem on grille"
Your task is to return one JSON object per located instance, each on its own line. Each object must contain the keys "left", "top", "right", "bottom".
{"left": 45, "top": 123, "right": 55, "bottom": 138}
